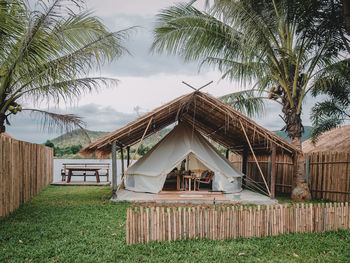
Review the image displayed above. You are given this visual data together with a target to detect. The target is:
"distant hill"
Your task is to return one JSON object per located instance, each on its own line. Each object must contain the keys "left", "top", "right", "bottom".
{"left": 48, "top": 128, "right": 171, "bottom": 149}
{"left": 50, "top": 130, "right": 109, "bottom": 148}
{"left": 47, "top": 125, "right": 311, "bottom": 152}
{"left": 273, "top": 126, "right": 312, "bottom": 142}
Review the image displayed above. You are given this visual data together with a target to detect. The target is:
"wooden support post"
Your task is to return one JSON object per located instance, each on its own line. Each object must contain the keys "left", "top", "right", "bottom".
{"left": 267, "top": 156, "right": 272, "bottom": 187}
{"left": 127, "top": 146, "right": 130, "bottom": 166}
{"left": 270, "top": 144, "right": 276, "bottom": 199}
{"left": 225, "top": 149, "right": 229, "bottom": 159}
{"left": 305, "top": 155, "right": 310, "bottom": 184}
{"left": 120, "top": 146, "right": 125, "bottom": 178}
{"left": 111, "top": 141, "right": 117, "bottom": 196}
{"left": 242, "top": 147, "right": 248, "bottom": 188}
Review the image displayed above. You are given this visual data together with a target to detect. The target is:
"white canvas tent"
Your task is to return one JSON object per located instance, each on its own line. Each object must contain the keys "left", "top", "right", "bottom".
{"left": 125, "top": 123, "right": 243, "bottom": 193}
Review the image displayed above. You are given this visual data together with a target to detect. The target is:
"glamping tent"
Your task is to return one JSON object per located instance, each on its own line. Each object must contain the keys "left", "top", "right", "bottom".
{"left": 81, "top": 90, "right": 299, "bottom": 199}
{"left": 125, "top": 123, "right": 243, "bottom": 193}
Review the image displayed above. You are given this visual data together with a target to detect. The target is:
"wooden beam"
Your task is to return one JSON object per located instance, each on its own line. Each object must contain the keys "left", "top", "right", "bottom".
{"left": 117, "top": 117, "right": 153, "bottom": 191}
{"left": 242, "top": 147, "right": 248, "bottom": 188}
{"left": 111, "top": 141, "right": 117, "bottom": 196}
{"left": 127, "top": 146, "right": 130, "bottom": 167}
{"left": 120, "top": 146, "right": 125, "bottom": 179}
{"left": 270, "top": 144, "right": 276, "bottom": 198}
{"left": 182, "top": 81, "right": 197, "bottom": 91}
{"left": 197, "top": 81, "right": 213, "bottom": 91}
{"left": 239, "top": 120, "right": 271, "bottom": 196}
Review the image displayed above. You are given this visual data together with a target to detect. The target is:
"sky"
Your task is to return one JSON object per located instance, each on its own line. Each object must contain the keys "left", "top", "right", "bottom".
{"left": 7, "top": 0, "right": 315, "bottom": 143}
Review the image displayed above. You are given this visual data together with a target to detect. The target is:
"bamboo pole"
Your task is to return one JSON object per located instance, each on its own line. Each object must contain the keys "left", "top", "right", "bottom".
{"left": 117, "top": 117, "right": 153, "bottom": 191}
{"left": 120, "top": 146, "right": 125, "bottom": 178}
{"left": 270, "top": 144, "right": 276, "bottom": 198}
{"left": 239, "top": 121, "right": 271, "bottom": 196}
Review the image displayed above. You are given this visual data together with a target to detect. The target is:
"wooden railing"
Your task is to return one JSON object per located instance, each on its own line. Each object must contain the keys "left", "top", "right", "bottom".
{"left": 126, "top": 203, "right": 350, "bottom": 245}
{"left": 0, "top": 135, "right": 53, "bottom": 217}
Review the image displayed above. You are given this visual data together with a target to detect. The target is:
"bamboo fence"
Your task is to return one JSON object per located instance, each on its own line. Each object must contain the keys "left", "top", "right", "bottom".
{"left": 0, "top": 135, "right": 54, "bottom": 217}
{"left": 230, "top": 152, "right": 350, "bottom": 202}
{"left": 126, "top": 202, "right": 350, "bottom": 245}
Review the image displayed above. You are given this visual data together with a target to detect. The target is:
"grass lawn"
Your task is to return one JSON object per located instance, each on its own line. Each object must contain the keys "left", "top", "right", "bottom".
{"left": 1, "top": 186, "right": 349, "bottom": 262}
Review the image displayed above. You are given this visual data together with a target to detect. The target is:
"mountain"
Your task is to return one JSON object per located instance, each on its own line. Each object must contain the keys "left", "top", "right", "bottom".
{"left": 273, "top": 126, "right": 312, "bottom": 142}
{"left": 48, "top": 128, "right": 171, "bottom": 149}
{"left": 50, "top": 130, "right": 109, "bottom": 148}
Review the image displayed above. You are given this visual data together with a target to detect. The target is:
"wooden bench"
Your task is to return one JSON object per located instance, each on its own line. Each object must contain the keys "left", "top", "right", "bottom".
{"left": 61, "top": 163, "right": 110, "bottom": 183}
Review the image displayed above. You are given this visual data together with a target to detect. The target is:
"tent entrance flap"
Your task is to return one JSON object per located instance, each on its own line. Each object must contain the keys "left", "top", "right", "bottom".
{"left": 163, "top": 153, "right": 213, "bottom": 191}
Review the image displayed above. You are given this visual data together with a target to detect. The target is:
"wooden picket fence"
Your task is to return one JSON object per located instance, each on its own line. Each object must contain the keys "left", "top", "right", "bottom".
{"left": 126, "top": 202, "right": 350, "bottom": 244}
{"left": 0, "top": 135, "right": 54, "bottom": 217}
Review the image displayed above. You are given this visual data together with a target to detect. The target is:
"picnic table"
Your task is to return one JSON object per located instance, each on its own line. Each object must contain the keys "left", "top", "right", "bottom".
{"left": 61, "top": 163, "right": 110, "bottom": 183}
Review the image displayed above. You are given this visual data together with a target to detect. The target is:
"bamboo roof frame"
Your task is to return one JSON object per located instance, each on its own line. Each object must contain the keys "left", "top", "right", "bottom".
{"left": 81, "top": 91, "right": 299, "bottom": 158}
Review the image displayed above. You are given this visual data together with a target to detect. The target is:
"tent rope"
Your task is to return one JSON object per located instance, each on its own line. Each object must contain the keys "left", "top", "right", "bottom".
{"left": 244, "top": 176, "right": 269, "bottom": 196}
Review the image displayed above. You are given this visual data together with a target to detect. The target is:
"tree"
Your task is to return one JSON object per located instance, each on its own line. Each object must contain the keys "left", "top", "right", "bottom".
{"left": 137, "top": 144, "right": 150, "bottom": 156}
{"left": 310, "top": 60, "right": 350, "bottom": 142}
{"left": 0, "top": 0, "right": 133, "bottom": 134}
{"left": 152, "top": 0, "right": 341, "bottom": 200}
{"left": 70, "top": 144, "right": 83, "bottom": 154}
{"left": 44, "top": 140, "right": 54, "bottom": 148}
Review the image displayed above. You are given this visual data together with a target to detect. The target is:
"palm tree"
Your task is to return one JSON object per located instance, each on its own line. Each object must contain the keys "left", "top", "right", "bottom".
{"left": 152, "top": 0, "right": 340, "bottom": 200}
{"left": 310, "top": 59, "right": 350, "bottom": 143}
{"left": 0, "top": 0, "right": 133, "bottom": 134}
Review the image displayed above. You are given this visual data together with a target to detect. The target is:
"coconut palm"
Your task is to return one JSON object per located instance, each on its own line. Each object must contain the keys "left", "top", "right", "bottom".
{"left": 0, "top": 0, "right": 133, "bottom": 134}
{"left": 152, "top": 0, "right": 340, "bottom": 200}
{"left": 310, "top": 59, "right": 350, "bottom": 143}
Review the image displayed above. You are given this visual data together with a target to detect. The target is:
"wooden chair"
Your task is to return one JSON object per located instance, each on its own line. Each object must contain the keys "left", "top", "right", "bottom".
{"left": 195, "top": 171, "right": 214, "bottom": 191}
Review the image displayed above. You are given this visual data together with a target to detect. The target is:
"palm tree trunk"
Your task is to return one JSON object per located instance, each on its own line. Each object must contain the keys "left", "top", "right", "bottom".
{"left": 343, "top": 0, "right": 350, "bottom": 35}
{"left": 282, "top": 95, "right": 312, "bottom": 201}
{"left": 0, "top": 113, "right": 6, "bottom": 133}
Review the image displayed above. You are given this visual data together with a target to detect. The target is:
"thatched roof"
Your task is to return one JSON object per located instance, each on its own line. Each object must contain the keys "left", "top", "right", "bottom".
{"left": 81, "top": 91, "right": 298, "bottom": 157}
{"left": 303, "top": 125, "right": 350, "bottom": 153}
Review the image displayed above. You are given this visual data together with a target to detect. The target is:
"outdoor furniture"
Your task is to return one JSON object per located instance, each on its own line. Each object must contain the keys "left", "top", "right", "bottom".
{"left": 61, "top": 163, "right": 110, "bottom": 183}
{"left": 183, "top": 174, "right": 194, "bottom": 191}
{"left": 195, "top": 170, "right": 214, "bottom": 190}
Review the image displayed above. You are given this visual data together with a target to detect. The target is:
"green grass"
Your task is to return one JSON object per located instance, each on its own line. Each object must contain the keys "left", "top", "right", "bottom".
{"left": 1, "top": 186, "right": 349, "bottom": 262}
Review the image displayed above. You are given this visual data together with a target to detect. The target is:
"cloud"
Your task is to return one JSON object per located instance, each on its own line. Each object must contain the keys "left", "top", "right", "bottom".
{"left": 86, "top": 0, "right": 183, "bottom": 17}
{"left": 93, "top": 13, "right": 200, "bottom": 78}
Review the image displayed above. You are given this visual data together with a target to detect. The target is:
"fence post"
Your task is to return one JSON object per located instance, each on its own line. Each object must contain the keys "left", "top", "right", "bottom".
{"left": 305, "top": 155, "right": 310, "bottom": 184}
{"left": 111, "top": 141, "right": 117, "bottom": 197}
{"left": 270, "top": 144, "right": 276, "bottom": 199}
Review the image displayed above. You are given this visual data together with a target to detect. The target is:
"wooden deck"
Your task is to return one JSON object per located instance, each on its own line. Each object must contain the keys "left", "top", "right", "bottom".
{"left": 51, "top": 181, "right": 111, "bottom": 186}
{"left": 153, "top": 190, "right": 229, "bottom": 201}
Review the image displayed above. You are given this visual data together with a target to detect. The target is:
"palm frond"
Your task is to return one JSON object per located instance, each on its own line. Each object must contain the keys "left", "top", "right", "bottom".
{"left": 310, "top": 118, "right": 343, "bottom": 145}
{"left": 220, "top": 89, "right": 267, "bottom": 117}
{"left": 22, "top": 108, "right": 90, "bottom": 142}
{"left": 0, "top": 0, "right": 134, "bottom": 133}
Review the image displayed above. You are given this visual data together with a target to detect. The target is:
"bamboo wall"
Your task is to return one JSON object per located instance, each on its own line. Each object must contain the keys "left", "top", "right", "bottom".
{"left": 0, "top": 135, "right": 54, "bottom": 217}
{"left": 126, "top": 202, "right": 350, "bottom": 244}
{"left": 230, "top": 152, "right": 350, "bottom": 202}
{"left": 307, "top": 152, "right": 350, "bottom": 202}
